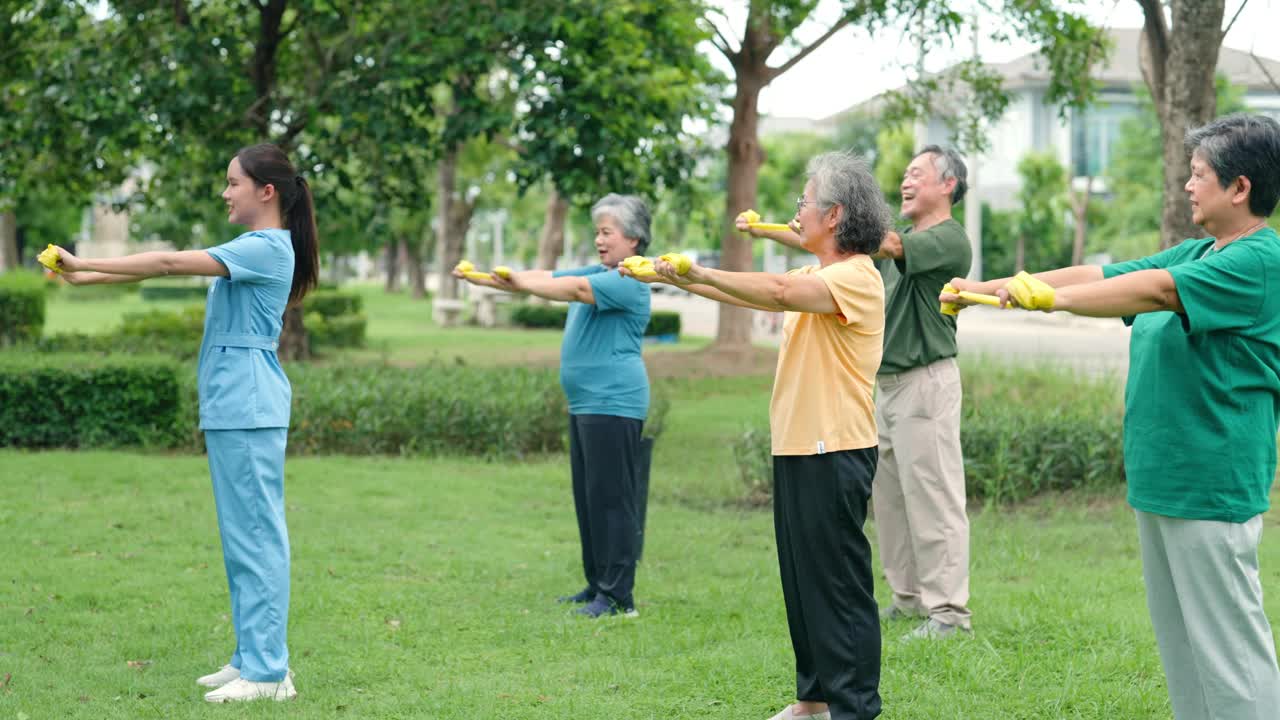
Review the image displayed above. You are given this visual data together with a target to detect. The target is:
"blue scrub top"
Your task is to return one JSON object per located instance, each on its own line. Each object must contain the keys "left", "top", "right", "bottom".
{"left": 552, "top": 265, "right": 650, "bottom": 420}
{"left": 197, "top": 229, "right": 295, "bottom": 430}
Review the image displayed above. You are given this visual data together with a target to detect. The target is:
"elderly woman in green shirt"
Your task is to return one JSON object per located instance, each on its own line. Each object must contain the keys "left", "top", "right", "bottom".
{"left": 946, "top": 113, "right": 1280, "bottom": 720}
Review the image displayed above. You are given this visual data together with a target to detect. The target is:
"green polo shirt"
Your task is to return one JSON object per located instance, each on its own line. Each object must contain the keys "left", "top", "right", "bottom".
{"left": 876, "top": 218, "right": 972, "bottom": 375}
{"left": 1103, "top": 227, "right": 1280, "bottom": 522}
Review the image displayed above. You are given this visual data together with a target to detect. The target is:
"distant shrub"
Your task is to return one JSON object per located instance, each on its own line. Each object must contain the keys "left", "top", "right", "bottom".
{"left": 0, "top": 271, "right": 47, "bottom": 346}
{"left": 732, "top": 361, "right": 1125, "bottom": 506}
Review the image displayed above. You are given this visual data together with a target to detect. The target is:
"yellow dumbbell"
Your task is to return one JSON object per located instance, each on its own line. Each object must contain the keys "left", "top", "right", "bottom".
{"left": 622, "top": 255, "right": 658, "bottom": 277}
{"left": 493, "top": 266, "right": 512, "bottom": 280}
{"left": 748, "top": 222, "right": 795, "bottom": 233}
{"left": 939, "top": 283, "right": 1014, "bottom": 316}
{"left": 37, "top": 244, "right": 62, "bottom": 274}
{"left": 658, "top": 253, "right": 692, "bottom": 275}
{"left": 1006, "top": 271, "right": 1056, "bottom": 310}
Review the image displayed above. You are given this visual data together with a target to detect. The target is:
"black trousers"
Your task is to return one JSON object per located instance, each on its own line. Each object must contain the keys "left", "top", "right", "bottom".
{"left": 568, "top": 413, "right": 644, "bottom": 605}
{"left": 774, "top": 448, "right": 882, "bottom": 720}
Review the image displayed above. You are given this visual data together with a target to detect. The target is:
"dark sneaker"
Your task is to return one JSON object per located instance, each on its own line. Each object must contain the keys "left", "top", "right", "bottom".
{"left": 576, "top": 594, "right": 639, "bottom": 618}
{"left": 557, "top": 587, "right": 595, "bottom": 604}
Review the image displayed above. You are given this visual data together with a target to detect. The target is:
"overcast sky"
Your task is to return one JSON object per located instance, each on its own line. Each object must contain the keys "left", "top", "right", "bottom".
{"left": 705, "top": 0, "right": 1280, "bottom": 121}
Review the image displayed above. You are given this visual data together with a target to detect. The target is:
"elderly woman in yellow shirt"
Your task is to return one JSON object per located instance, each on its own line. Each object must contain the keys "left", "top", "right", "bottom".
{"left": 626, "top": 151, "right": 891, "bottom": 720}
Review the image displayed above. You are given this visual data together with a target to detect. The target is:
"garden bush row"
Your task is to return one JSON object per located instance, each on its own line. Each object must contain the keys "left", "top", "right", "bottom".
{"left": 0, "top": 353, "right": 569, "bottom": 459}
{"left": 510, "top": 303, "right": 681, "bottom": 338}
{"left": 732, "top": 360, "right": 1126, "bottom": 506}
{"left": 0, "top": 271, "right": 47, "bottom": 346}
{"left": 29, "top": 289, "right": 366, "bottom": 358}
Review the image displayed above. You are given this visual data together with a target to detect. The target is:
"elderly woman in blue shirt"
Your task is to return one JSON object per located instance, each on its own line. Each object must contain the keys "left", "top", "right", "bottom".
{"left": 459, "top": 193, "right": 652, "bottom": 618}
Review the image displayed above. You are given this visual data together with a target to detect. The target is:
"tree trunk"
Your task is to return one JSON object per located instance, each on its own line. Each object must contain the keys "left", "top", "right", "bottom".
{"left": 435, "top": 145, "right": 464, "bottom": 301}
{"left": 535, "top": 189, "right": 569, "bottom": 271}
{"left": 0, "top": 211, "right": 17, "bottom": 271}
{"left": 1015, "top": 235, "right": 1026, "bottom": 273}
{"left": 716, "top": 70, "right": 767, "bottom": 350}
{"left": 278, "top": 305, "right": 310, "bottom": 361}
{"left": 384, "top": 238, "right": 400, "bottom": 292}
{"left": 404, "top": 234, "right": 426, "bottom": 299}
{"left": 1069, "top": 177, "right": 1093, "bottom": 266}
{"left": 247, "top": 0, "right": 306, "bottom": 355}
{"left": 1139, "top": 0, "right": 1226, "bottom": 250}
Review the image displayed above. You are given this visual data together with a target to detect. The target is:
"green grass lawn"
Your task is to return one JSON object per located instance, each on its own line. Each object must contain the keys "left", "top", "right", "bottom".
{"left": 3, "top": 447, "right": 1222, "bottom": 719}
{"left": 8, "top": 369, "right": 1275, "bottom": 719}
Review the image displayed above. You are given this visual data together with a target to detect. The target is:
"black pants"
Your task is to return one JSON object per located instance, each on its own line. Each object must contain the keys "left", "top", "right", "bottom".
{"left": 568, "top": 413, "right": 644, "bottom": 605}
{"left": 774, "top": 448, "right": 881, "bottom": 720}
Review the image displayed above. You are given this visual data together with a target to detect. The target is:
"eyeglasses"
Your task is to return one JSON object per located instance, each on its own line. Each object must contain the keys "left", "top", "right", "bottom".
{"left": 795, "top": 195, "right": 816, "bottom": 213}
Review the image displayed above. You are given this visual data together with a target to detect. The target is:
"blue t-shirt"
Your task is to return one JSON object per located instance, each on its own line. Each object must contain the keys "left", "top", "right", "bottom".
{"left": 197, "top": 229, "right": 295, "bottom": 430}
{"left": 552, "top": 265, "right": 651, "bottom": 420}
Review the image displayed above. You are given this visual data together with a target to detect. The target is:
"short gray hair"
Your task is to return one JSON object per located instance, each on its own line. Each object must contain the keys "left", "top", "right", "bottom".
{"left": 807, "top": 151, "right": 892, "bottom": 256}
{"left": 916, "top": 144, "right": 968, "bottom": 205}
{"left": 591, "top": 194, "right": 652, "bottom": 255}
{"left": 1185, "top": 113, "right": 1280, "bottom": 217}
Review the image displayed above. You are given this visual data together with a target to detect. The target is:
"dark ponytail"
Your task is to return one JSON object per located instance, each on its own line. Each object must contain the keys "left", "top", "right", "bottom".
{"left": 234, "top": 143, "right": 320, "bottom": 305}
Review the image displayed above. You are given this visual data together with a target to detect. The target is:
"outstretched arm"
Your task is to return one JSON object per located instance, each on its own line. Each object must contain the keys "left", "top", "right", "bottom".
{"left": 54, "top": 246, "right": 229, "bottom": 277}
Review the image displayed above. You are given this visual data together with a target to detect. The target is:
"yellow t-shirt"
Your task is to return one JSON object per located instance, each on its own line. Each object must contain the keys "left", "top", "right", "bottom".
{"left": 769, "top": 255, "right": 884, "bottom": 455}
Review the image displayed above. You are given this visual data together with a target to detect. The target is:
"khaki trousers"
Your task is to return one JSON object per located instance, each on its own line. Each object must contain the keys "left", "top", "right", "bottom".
{"left": 872, "top": 357, "right": 971, "bottom": 628}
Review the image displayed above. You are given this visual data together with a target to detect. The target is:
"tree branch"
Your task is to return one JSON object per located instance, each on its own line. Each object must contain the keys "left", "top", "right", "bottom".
{"left": 1223, "top": 0, "right": 1249, "bottom": 36}
{"left": 1136, "top": 0, "right": 1169, "bottom": 103}
{"left": 712, "top": 25, "right": 739, "bottom": 62}
{"left": 766, "top": 16, "right": 853, "bottom": 81}
{"left": 1251, "top": 50, "right": 1280, "bottom": 93}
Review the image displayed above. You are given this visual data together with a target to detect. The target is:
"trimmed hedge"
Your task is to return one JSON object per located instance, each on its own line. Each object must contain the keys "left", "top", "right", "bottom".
{"left": 731, "top": 361, "right": 1125, "bottom": 506}
{"left": 509, "top": 303, "right": 682, "bottom": 338}
{"left": 140, "top": 283, "right": 210, "bottom": 302}
{"left": 0, "top": 271, "right": 48, "bottom": 347}
{"left": 0, "top": 353, "right": 568, "bottom": 458}
{"left": 119, "top": 305, "right": 205, "bottom": 344}
{"left": 647, "top": 310, "right": 680, "bottom": 337}
{"left": 287, "top": 363, "right": 567, "bottom": 458}
{"left": 36, "top": 331, "right": 197, "bottom": 359}
{"left": 303, "top": 290, "right": 362, "bottom": 318}
{"left": 511, "top": 303, "right": 568, "bottom": 329}
{"left": 60, "top": 282, "right": 137, "bottom": 302}
{"left": 305, "top": 311, "right": 367, "bottom": 348}
{"left": 302, "top": 290, "right": 365, "bottom": 348}
{"left": 0, "top": 354, "right": 184, "bottom": 449}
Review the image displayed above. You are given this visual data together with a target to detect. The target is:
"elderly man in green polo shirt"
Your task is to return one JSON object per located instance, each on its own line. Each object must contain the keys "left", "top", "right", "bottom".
{"left": 737, "top": 144, "right": 975, "bottom": 641}
{"left": 946, "top": 113, "right": 1280, "bottom": 720}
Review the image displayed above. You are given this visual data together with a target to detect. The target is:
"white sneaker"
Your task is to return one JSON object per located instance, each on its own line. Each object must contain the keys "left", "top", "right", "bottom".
{"left": 196, "top": 664, "right": 240, "bottom": 688}
{"left": 203, "top": 675, "right": 297, "bottom": 703}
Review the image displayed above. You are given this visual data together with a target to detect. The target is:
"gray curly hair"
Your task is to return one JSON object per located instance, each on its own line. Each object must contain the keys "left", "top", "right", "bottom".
{"left": 807, "top": 151, "right": 892, "bottom": 255}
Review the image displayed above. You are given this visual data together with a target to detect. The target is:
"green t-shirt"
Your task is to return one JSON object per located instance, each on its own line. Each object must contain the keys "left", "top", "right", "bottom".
{"left": 1103, "top": 227, "right": 1280, "bottom": 522}
{"left": 876, "top": 218, "right": 972, "bottom": 375}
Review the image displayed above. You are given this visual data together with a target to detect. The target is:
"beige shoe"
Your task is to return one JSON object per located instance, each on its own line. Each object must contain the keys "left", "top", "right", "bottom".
{"left": 203, "top": 675, "right": 297, "bottom": 703}
{"left": 196, "top": 664, "right": 240, "bottom": 688}
{"left": 767, "top": 705, "right": 831, "bottom": 720}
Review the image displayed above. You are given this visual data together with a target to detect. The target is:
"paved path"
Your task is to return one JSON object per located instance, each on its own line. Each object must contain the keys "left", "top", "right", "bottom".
{"left": 651, "top": 290, "right": 1131, "bottom": 375}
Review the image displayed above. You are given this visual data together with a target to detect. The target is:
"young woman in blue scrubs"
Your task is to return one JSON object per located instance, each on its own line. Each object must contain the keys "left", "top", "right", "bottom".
{"left": 53, "top": 143, "right": 319, "bottom": 703}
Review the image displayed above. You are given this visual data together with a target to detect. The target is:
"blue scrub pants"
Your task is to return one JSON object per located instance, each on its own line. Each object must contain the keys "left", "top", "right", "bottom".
{"left": 205, "top": 428, "right": 290, "bottom": 682}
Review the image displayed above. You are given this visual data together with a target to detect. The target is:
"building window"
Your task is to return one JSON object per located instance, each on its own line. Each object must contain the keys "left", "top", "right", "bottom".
{"left": 1071, "top": 100, "right": 1139, "bottom": 177}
